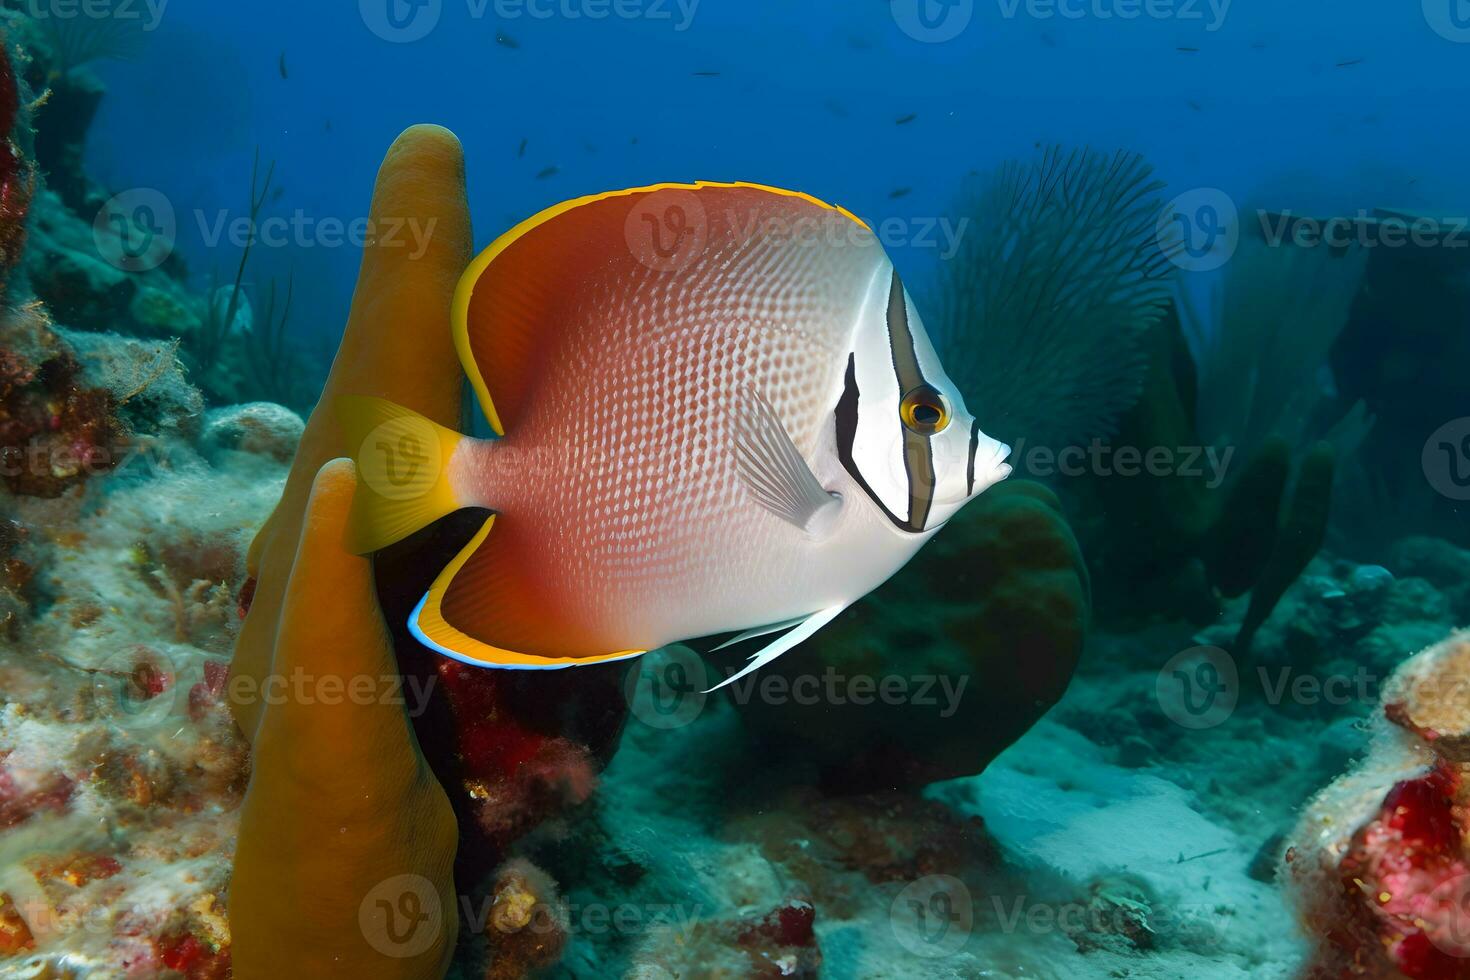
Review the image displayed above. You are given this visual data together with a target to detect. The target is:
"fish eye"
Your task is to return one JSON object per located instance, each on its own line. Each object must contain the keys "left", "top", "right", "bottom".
{"left": 900, "top": 386, "right": 950, "bottom": 435}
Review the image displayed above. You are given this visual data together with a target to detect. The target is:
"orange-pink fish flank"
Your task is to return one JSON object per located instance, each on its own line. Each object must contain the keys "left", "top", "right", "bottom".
{"left": 340, "top": 181, "right": 1012, "bottom": 691}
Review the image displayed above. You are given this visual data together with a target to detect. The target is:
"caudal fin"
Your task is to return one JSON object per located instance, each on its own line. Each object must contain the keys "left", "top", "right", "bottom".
{"left": 337, "top": 395, "right": 464, "bottom": 554}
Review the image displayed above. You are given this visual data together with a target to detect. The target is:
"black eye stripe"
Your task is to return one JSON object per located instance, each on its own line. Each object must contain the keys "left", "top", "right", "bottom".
{"left": 835, "top": 354, "right": 916, "bottom": 534}
{"left": 885, "top": 269, "right": 935, "bottom": 531}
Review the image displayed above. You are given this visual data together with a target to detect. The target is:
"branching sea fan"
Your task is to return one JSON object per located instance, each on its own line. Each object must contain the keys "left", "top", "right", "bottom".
{"left": 937, "top": 146, "right": 1176, "bottom": 448}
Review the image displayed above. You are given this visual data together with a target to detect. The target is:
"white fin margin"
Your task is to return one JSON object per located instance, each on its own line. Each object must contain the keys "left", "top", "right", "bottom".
{"left": 704, "top": 605, "right": 847, "bottom": 693}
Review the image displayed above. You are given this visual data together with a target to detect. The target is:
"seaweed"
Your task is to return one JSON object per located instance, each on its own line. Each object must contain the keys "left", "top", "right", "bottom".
{"left": 240, "top": 274, "right": 304, "bottom": 407}
{"left": 1176, "top": 231, "right": 1371, "bottom": 458}
{"left": 191, "top": 149, "right": 275, "bottom": 379}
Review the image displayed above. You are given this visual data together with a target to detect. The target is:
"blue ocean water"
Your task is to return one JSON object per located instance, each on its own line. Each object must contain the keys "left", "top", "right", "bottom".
{"left": 84, "top": 0, "right": 1470, "bottom": 351}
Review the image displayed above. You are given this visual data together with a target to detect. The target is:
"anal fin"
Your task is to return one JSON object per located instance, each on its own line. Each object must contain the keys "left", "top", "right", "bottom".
{"left": 412, "top": 515, "right": 646, "bottom": 669}
{"left": 710, "top": 615, "right": 812, "bottom": 652}
{"left": 705, "top": 605, "right": 846, "bottom": 693}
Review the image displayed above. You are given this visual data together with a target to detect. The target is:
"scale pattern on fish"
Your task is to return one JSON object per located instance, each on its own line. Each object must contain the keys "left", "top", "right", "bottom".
{"left": 340, "top": 181, "right": 1011, "bottom": 690}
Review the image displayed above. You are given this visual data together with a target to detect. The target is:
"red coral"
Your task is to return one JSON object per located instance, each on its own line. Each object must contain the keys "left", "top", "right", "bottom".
{"left": 0, "top": 353, "right": 120, "bottom": 497}
{"left": 0, "top": 758, "right": 74, "bottom": 829}
{"left": 188, "top": 660, "right": 230, "bottom": 722}
{"left": 154, "top": 932, "right": 229, "bottom": 980}
{"left": 737, "top": 899, "right": 817, "bottom": 949}
{"left": 0, "top": 32, "right": 34, "bottom": 287}
{"left": 730, "top": 899, "right": 821, "bottom": 978}
{"left": 1317, "top": 758, "right": 1470, "bottom": 980}
{"left": 435, "top": 659, "right": 600, "bottom": 849}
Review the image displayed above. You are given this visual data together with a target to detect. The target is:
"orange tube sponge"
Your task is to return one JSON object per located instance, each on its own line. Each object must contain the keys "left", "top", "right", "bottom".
{"left": 230, "top": 460, "right": 459, "bottom": 977}
{"left": 230, "top": 124, "right": 473, "bottom": 742}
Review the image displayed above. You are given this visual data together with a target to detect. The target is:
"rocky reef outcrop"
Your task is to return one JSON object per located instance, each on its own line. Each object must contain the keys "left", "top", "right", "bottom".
{"left": 1287, "top": 630, "right": 1470, "bottom": 980}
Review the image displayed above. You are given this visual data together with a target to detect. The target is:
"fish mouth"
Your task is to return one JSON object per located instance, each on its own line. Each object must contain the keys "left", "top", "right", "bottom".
{"left": 966, "top": 426, "right": 1013, "bottom": 498}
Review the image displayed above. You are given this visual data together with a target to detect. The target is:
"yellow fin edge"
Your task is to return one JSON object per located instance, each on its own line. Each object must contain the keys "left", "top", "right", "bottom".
{"left": 450, "top": 180, "right": 870, "bottom": 438}
{"left": 411, "top": 515, "right": 647, "bottom": 669}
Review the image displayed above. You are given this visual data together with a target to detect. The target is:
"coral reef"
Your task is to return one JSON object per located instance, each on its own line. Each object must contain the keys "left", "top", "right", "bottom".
{"left": 0, "top": 8, "right": 1459, "bottom": 973}
{"left": 0, "top": 22, "right": 35, "bottom": 299}
{"left": 0, "top": 19, "right": 324, "bottom": 414}
{"left": 198, "top": 401, "right": 305, "bottom": 464}
{"left": 0, "top": 308, "right": 119, "bottom": 497}
{"left": 500, "top": 637, "right": 1310, "bottom": 978}
{"left": 480, "top": 858, "right": 567, "bottom": 980}
{"left": 0, "top": 409, "right": 284, "bottom": 974}
{"left": 1286, "top": 630, "right": 1470, "bottom": 979}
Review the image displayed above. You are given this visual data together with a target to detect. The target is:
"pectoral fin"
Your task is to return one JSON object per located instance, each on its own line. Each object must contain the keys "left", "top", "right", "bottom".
{"left": 733, "top": 386, "right": 842, "bottom": 535}
{"left": 704, "top": 605, "right": 846, "bottom": 693}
